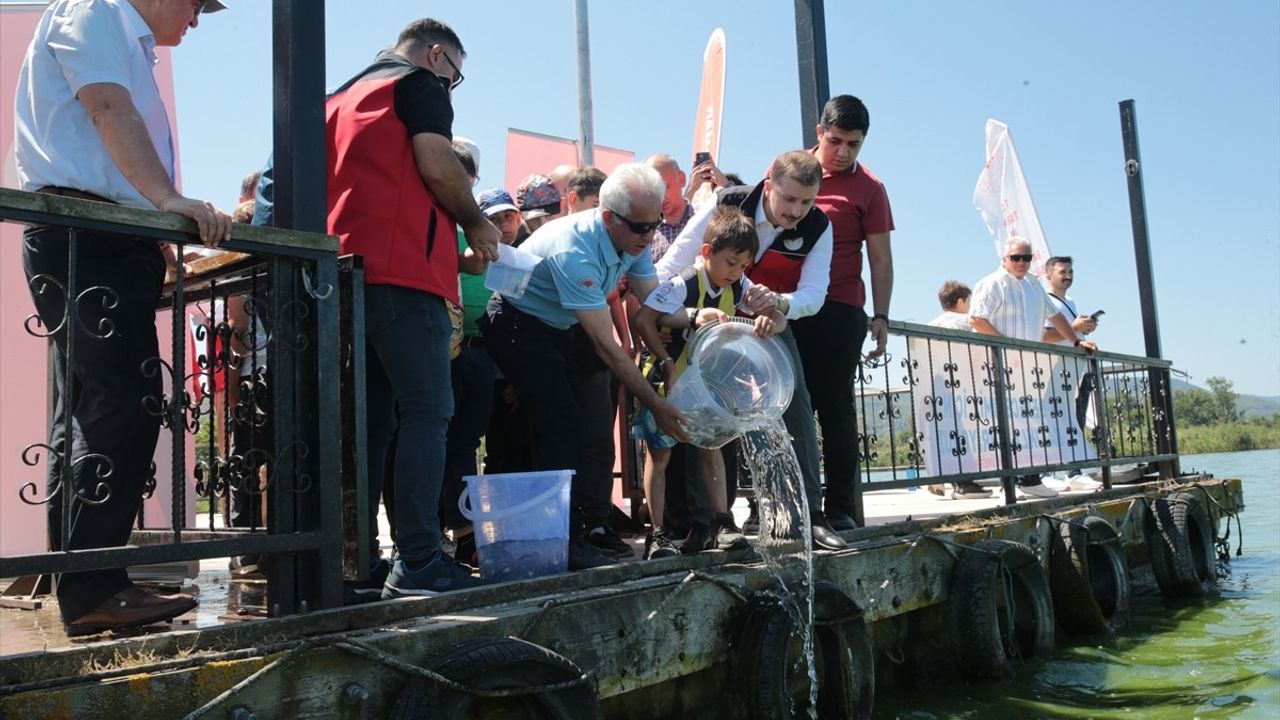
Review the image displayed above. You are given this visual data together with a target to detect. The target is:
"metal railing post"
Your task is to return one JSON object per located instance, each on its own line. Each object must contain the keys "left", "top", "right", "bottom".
{"left": 990, "top": 348, "right": 1018, "bottom": 504}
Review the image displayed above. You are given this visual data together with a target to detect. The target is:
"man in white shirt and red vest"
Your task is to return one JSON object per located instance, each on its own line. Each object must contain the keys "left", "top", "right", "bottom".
{"left": 324, "top": 18, "right": 501, "bottom": 598}
{"left": 794, "top": 95, "right": 896, "bottom": 531}
{"left": 656, "top": 151, "right": 849, "bottom": 551}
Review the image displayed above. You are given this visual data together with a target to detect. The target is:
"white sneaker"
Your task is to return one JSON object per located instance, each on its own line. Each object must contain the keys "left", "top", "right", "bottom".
{"left": 1019, "top": 482, "right": 1059, "bottom": 499}
{"left": 1067, "top": 474, "right": 1103, "bottom": 491}
{"left": 1039, "top": 474, "right": 1068, "bottom": 491}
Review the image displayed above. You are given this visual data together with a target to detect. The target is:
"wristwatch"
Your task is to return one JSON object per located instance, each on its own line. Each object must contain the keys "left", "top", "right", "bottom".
{"left": 659, "top": 356, "right": 675, "bottom": 367}
{"left": 687, "top": 307, "right": 699, "bottom": 328}
{"left": 872, "top": 313, "right": 889, "bottom": 323}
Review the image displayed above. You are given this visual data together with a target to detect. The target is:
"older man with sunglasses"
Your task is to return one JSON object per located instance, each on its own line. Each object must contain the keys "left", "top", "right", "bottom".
{"left": 480, "top": 163, "right": 690, "bottom": 571}
{"left": 970, "top": 237, "right": 1098, "bottom": 498}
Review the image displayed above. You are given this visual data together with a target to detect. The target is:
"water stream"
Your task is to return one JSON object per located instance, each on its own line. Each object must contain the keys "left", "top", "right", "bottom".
{"left": 739, "top": 420, "right": 819, "bottom": 718}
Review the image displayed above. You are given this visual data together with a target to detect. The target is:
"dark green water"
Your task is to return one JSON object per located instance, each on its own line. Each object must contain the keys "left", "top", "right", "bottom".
{"left": 875, "top": 449, "right": 1280, "bottom": 720}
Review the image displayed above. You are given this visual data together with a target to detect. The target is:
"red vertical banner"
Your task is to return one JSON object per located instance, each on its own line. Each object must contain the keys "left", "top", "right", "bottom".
{"left": 690, "top": 28, "right": 726, "bottom": 165}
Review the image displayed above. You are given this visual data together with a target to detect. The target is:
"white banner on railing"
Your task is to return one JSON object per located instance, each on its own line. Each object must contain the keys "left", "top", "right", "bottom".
{"left": 907, "top": 337, "right": 1098, "bottom": 477}
{"left": 973, "top": 119, "right": 1052, "bottom": 279}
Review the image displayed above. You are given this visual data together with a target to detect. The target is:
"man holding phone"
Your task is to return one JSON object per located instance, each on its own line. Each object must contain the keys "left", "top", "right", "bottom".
{"left": 1041, "top": 256, "right": 1099, "bottom": 345}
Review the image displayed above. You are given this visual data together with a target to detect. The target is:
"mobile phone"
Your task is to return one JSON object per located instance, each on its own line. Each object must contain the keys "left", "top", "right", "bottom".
{"left": 694, "top": 151, "right": 712, "bottom": 165}
{"left": 1089, "top": 310, "right": 1105, "bottom": 321}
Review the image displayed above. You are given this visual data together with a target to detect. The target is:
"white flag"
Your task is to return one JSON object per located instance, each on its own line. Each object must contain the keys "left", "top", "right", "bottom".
{"left": 973, "top": 119, "right": 1052, "bottom": 278}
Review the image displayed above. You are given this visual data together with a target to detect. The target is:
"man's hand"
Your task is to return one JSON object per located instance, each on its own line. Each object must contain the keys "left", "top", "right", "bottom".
{"left": 866, "top": 316, "right": 889, "bottom": 360}
{"left": 689, "top": 160, "right": 727, "bottom": 190}
{"left": 1077, "top": 340, "right": 1098, "bottom": 355}
{"left": 740, "top": 285, "right": 779, "bottom": 316}
{"left": 649, "top": 396, "right": 690, "bottom": 443}
{"left": 1072, "top": 316, "right": 1098, "bottom": 335}
{"left": 464, "top": 218, "right": 501, "bottom": 262}
{"left": 157, "top": 194, "right": 231, "bottom": 247}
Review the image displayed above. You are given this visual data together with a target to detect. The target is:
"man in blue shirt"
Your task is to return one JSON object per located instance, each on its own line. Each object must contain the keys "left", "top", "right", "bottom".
{"left": 481, "top": 163, "right": 689, "bottom": 570}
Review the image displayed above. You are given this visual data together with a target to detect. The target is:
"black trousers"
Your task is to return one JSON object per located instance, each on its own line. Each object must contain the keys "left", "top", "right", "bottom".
{"left": 568, "top": 325, "right": 616, "bottom": 530}
{"left": 791, "top": 301, "right": 867, "bottom": 518}
{"left": 480, "top": 299, "right": 612, "bottom": 538}
{"left": 23, "top": 226, "right": 165, "bottom": 622}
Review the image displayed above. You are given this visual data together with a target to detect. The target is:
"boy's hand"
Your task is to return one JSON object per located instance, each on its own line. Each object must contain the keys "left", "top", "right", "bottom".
{"left": 753, "top": 313, "right": 780, "bottom": 338}
{"left": 694, "top": 307, "right": 729, "bottom": 328}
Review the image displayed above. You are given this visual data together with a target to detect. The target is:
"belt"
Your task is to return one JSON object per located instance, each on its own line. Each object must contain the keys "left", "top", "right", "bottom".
{"left": 36, "top": 186, "right": 116, "bottom": 204}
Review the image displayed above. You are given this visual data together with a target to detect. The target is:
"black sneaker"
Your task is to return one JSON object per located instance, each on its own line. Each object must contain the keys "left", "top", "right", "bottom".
{"left": 951, "top": 482, "right": 993, "bottom": 500}
{"left": 587, "top": 526, "right": 634, "bottom": 560}
{"left": 381, "top": 552, "right": 489, "bottom": 599}
{"left": 568, "top": 538, "right": 617, "bottom": 570}
{"left": 681, "top": 522, "right": 713, "bottom": 554}
{"left": 644, "top": 528, "right": 681, "bottom": 560}
{"left": 713, "top": 513, "right": 750, "bottom": 551}
{"left": 345, "top": 557, "right": 393, "bottom": 603}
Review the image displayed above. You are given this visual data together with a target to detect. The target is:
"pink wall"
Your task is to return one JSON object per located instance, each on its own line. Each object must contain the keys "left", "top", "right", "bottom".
{"left": 1, "top": 5, "right": 193, "bottom": 556}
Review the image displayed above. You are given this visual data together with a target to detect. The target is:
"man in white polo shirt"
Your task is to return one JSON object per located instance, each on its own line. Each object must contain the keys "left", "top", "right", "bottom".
{"left": 14, "top": 0, "right": 232, "bottom": 637}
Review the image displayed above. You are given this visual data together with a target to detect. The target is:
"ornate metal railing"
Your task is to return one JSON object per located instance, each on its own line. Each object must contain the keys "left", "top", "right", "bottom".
{"left": 847, "top": 320, "right": 1177, "bottom": 518}
{"left": 0, "top": 188, "right": 351, "bottom": 616}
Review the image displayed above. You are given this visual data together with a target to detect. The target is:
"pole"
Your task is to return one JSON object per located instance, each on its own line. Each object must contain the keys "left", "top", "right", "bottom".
{"left": 573, "top": 0, "right": 594, "bottom": 167}
{"left": 1118, "top": 99, "right": 1180, "bottom": 477}
{"left": 794, "top": 0, "right": 829, "bottom": 148}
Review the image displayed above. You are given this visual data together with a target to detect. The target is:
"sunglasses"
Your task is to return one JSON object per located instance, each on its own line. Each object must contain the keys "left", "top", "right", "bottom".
{"left": 614, "top": 212, "right": 662, "bottom": 235}
{"left": 1006, "top": 254, "right": 1033, "bottom": 262}
{"left": 436, "top": 46, "right": 464, "bottom": 90}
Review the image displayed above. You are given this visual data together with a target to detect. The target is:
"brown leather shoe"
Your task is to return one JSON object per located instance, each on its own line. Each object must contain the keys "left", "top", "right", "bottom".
{"left": 64, "top": 586, "right": 197, "bottom": 638}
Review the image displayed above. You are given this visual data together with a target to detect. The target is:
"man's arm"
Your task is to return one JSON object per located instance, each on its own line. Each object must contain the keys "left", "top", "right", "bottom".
{"left": 779, "top": 223, "right": 833, "bottom": 319}
{"left": 77, "top": 83, "right": 230, "bottom": 246}
{"left": 654, "top": 203, "right": 715, "bottom": 281}
{"left": 410, "top": 133, "right": 499, "bottom": 261}
{"left": 865, "top": 230, "right": 893, "bottom": 359}
{"left": 1048, "top": 313, "right": 1097, "bottom": 353}
{"left": 970, "top": 316, "right": 1001, "bottom": 336}
{"left": 577, "top": 307, "right": 689, "bottom": 442}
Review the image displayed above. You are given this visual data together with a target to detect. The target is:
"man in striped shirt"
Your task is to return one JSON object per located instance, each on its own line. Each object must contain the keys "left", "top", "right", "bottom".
{"left": 969, "top": 237, "right": 1097, "bottom": 498}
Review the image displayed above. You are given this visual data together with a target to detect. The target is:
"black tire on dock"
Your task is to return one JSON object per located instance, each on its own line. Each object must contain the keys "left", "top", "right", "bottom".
{"left": 1049, "top": 516, "right": 1131, "bottom": 635}
{"left": 1146, "top": 491, "right": 1218, "bottom": 597}
{"left": 731, "top": 597, "right": 874, "bottom": 719}
{"left": 389, "top": 636, "right": 603, "bottom": 720}
{"left": 949, "top": 539, "right": 1055, "bottom": 681}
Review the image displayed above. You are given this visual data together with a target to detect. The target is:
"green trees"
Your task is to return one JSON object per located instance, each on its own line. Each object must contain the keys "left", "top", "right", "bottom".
{"left": 1175, "top": 376, "right": 1240, "bottom": 426}
{"left": 1174, "top": 376, "right": 1279, "bottom": 453}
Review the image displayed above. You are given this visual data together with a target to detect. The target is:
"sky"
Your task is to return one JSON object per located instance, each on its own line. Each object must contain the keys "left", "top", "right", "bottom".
{"left": 164, "top": 1, "right": 1280, "bottom": 396}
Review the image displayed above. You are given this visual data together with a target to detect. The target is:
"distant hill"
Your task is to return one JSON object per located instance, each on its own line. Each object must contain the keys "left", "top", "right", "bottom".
{"left": 1171, "top": 377, "right": 1280, "bottom": 419}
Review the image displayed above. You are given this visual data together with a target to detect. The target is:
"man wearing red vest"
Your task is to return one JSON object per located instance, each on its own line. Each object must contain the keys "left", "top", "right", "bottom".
{"left": 655, "top": 151, "right": 849, "bottom": 551}
{"left": 325, "top": 18, "right": 500, "bottom": 598}
{"left": 794, "top": 95, "right": 896, "bottom": 531}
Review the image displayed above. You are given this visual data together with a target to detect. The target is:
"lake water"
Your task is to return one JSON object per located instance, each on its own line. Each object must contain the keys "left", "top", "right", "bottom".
{"left": 875, "top": 448, "right": 1280, "bottom": 719}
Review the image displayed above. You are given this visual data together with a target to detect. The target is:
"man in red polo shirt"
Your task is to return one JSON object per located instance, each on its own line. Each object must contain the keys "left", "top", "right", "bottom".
{"left": 792, "top": 95, "right": 895, "bottom": 531}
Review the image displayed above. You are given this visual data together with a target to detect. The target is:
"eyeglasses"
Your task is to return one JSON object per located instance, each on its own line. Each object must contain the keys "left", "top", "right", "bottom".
{"left": 1006, "top": 254, "right": 1033, "bottom": 263}
{"left": 613, "top": 212, "right": 663, "bottom": 235}
{"left": 435, "top": 46, "right": 464, "bottom": 90}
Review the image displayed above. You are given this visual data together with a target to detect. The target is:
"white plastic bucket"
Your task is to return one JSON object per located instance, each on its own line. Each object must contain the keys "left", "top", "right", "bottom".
{"left": 458, "top": 470, "right": 573, "bottom": 582}
{"left": 484, "top": 243, "right": 541, "bottom": 299}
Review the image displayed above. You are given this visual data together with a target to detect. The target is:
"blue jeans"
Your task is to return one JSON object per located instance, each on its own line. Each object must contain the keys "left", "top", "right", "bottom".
{"left": 364, "top": 285, "right": 454, "bottom": 564}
